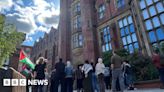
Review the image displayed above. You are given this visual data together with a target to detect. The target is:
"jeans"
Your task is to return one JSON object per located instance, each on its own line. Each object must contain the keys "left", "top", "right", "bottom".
{"left": 158, "top": 68, "right": 164, "bottom": 85}
{"left": 112, "top": 68, "right": 125, "bottom": 92}
{"left": 124, "top": 74, "right": 133, "bottom": 88}
{"left": 92, "top": 73, "right": 99, "bottom": 92}
{"left": 97, "top": 74, "right": 105, "bottom": 92}
{"left": 104, "top": 76, "right": 110, "bottom": 89}
{"left": 65, "top": 77, "right": 73, "bottom": 92}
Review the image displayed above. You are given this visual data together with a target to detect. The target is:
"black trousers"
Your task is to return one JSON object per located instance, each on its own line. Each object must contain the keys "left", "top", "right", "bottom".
{"left": 52, "top": 77, "right": 65, "bottom": 92}
{"left": 83, "top": 71, "right": 94, "bottom": 92}
{"left": 104, "top": 76, "right": 110, "bottom": 89}
{"left": 65, "top": 77, "right": 73, "bottom": 92}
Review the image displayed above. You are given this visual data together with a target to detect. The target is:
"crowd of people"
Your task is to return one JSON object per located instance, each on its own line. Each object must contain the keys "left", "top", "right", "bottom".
{"left": 31, "top": 50, "right": 164, "bottom": 92}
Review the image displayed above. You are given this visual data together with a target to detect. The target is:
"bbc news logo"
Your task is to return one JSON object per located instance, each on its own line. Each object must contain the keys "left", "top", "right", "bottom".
{"left": 3, "top": 79, "right": 48, "bottom": 86}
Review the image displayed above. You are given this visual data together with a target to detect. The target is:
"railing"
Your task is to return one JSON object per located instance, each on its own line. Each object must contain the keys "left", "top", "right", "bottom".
{"left": 10, "top": 67, "right": 26, "bottom": 92}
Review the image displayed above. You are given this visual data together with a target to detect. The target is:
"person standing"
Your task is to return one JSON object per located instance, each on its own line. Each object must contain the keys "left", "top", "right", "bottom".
{"left": 50, "top": 69, "right": 57, "bottom": 92}
{"left": 55, "top": 58, "right": 66, "bottom": 92}
{"left": 122, "top": 60, "right": 134, "bottom": 90}
{"left": 43, "top": 69, "right": 49, "bottom": 92}
{"left": 82, "top": 60, "right": 94, "bottom": 92}
{"left": 111, "top": 51, "right": 124, "bottom": 92}
{"left": 91, "top": 62, "right": 99, "bottom": 92}
{"left": 104, "top": 66, "right": 110, "bottom": 90}
{"left": 152, "top": 50, "right": 164, "bottom": 88}
{"left": 95, "top": 58, "right": 105, "bottom": 92}
{"left": 75, "top": 65, "right": 84, "bottom": 92}
{"left": 65, "top": 61, "right": 74, "bottom": 92}
{"left": 34, "top": 57, "right": 47, "bottom": 92}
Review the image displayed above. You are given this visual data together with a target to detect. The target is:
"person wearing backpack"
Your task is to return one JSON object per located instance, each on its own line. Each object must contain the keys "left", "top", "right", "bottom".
{"left": 152, "top": 50, "right": 164, "bottom": 89}
{"left": 122, "top": 60, "right": 134, "bottom": 90}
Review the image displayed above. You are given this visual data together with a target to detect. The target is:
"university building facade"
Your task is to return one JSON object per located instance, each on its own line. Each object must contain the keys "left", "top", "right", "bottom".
{"left": 30, "top": 27, "right": 59, "bottom": 71}
{"left": 58, "top": 0, "right": 164, "bottom": 65}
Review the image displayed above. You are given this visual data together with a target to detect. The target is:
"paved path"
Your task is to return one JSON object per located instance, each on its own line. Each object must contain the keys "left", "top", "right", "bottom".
{"left": 73, "top": 88, "right": 164, "bottom": 92}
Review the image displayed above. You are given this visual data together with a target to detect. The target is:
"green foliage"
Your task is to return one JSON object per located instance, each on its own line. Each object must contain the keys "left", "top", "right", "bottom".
{"left": 102, "top": 50, "right": 112, "bottom": 66}
{"left": 129, "top": 53, "right": 158, "bottom": 81}
{"left": 0, "top": 15, "right": 24, "bottom": 66}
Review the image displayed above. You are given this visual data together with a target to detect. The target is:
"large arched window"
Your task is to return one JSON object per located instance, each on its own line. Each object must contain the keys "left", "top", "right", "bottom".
{"left": 118, "top": 15, "right": 139, "bottom": 53}
{"left": 100, "top": 26, "right": 112, "bottom": 52}
{"left": 139, "top": 0, "right": 164, "bottom": 53}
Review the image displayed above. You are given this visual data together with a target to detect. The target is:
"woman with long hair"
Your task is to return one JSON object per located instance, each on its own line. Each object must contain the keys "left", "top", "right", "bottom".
{"left": 34, "top": 57, "right": 47, "bottom": 92}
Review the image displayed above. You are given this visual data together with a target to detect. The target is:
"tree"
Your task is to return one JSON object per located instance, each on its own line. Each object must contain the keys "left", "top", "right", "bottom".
{"left": 0, "top": 15, "right": 24, "bottom": 66}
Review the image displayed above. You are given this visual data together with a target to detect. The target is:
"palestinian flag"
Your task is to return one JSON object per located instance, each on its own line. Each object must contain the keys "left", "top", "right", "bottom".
{"left": 21, "top": 65, "right": 30, "bottom": 77}
{"left": 19, "top": 50, "right": 35, "bottom": 70}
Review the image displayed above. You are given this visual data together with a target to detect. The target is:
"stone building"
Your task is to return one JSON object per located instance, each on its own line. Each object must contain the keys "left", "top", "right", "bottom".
{"left": 31, "top": 27, "right": 59, "bottom": 71}
{"left": 58, "top": 0, "right": 164, "bottom": 65}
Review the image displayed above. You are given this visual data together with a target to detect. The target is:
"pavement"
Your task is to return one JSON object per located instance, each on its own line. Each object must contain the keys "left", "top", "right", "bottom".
{"left": 73, "top": 88, "right": 164, "bottom": 92}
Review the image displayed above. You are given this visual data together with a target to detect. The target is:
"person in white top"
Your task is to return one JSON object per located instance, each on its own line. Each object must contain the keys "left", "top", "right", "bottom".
{"left": 95, "top": 58, "right": 105, "bottom": 92}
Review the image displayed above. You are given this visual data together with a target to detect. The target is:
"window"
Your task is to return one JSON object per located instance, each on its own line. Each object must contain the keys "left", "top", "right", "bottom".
{"left": 139, "top": 0, "right": 164, "bottom": 52}
{"left": 149, "top": 6, "right": 156, "bottom": 16}
{"left": 145, "top": 0, "right": 153, "bottom": 6}
{"left": 73, "top": 15, "right": 81, "bottom": 29}
{"left": 130, "top": 24, "right": 135, "bottom": 33}
{"left": 98, "top": 4, "right": 105, "bottom": 19}
{"left": 101, "top": 26, "right": 112, "bottom": 52}
{"left": 123, "top": 18, "right": 128, "bottom": 26}
{"left": 120, "top": 28, "right": 125, "bottom": 36}
{"left": 128, "top": 16, "right": 133, "bottom": 24}
{"left": 142, "top": 9, "right": 149, "bottom": 19}
{"left": 74, "top": 2, "right": 80, "bottom": 13}
{"left": 79, "top": 34, "right": 83, "bottom": 46}
{"left": 132, "top": 33, "right": 137, "bottom": 42}
{"left": 119, "top": 20, "right": 123, "bottom": 28}
{"left": 118, "top": 15, "right": 139, "bottom": 53}
{"left": 156, "top": 2, "right": 164, "bottom": 13}
{"left": 145, "top": 20, "right": 153, "bottom": 30}
{"left": 152, "top": 17, "right": 160, "bottom": 28}
{"left": 140, "top": 0, "right": 146, "bottom": 9}
{"left": 72, "top": 33, "right": 83, "bottom": 49}
{"left": 156, "top": 28, "right": 164, "bottom": 40}
{"left": 116, "top": 0, "right": 125, "bottom": 8}
{"left": 149, "top": 31, "right": 157, "bottom": 43}
{"left": 122, "top": 37, "right": 127, "bottom": 45}
{"left": 160, "top": 13, "right": 164, "bottom": 25}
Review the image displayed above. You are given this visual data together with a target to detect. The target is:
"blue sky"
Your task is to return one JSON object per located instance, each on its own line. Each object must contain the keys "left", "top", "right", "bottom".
{"left": 0, "top": 0, "right": 60, "bottom": 46}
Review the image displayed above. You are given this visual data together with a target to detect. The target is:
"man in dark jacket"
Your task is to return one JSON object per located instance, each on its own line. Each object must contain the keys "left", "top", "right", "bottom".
{"left": 54, "top": 58, "right": 65, "bottom": 92}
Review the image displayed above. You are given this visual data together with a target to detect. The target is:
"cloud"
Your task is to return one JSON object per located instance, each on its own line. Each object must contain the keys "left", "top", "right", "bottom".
{"left": 0, "top": 0, "right": 13, "bottom": 12}
{"left": 1, "top": 0, "right": 60, "bottom": 46}
{"left": 5, "top": 13, "right": 37, "bottom": 33}
{"left": 37, "top": 13, "right": 59, "bottom": 28}
{"left": 14, "top": 0, "right": 24, "bottom": 6}
{"left": 36, "top": 39, "right": 39, "bottom": 42}
{"left": 37, "top": 26, "right": 50, "bottom": 33}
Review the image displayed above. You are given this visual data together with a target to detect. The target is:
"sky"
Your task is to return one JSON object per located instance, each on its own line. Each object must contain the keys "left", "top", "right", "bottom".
{"left": 0, "top": 0, "right": 60, "bottom": 46}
